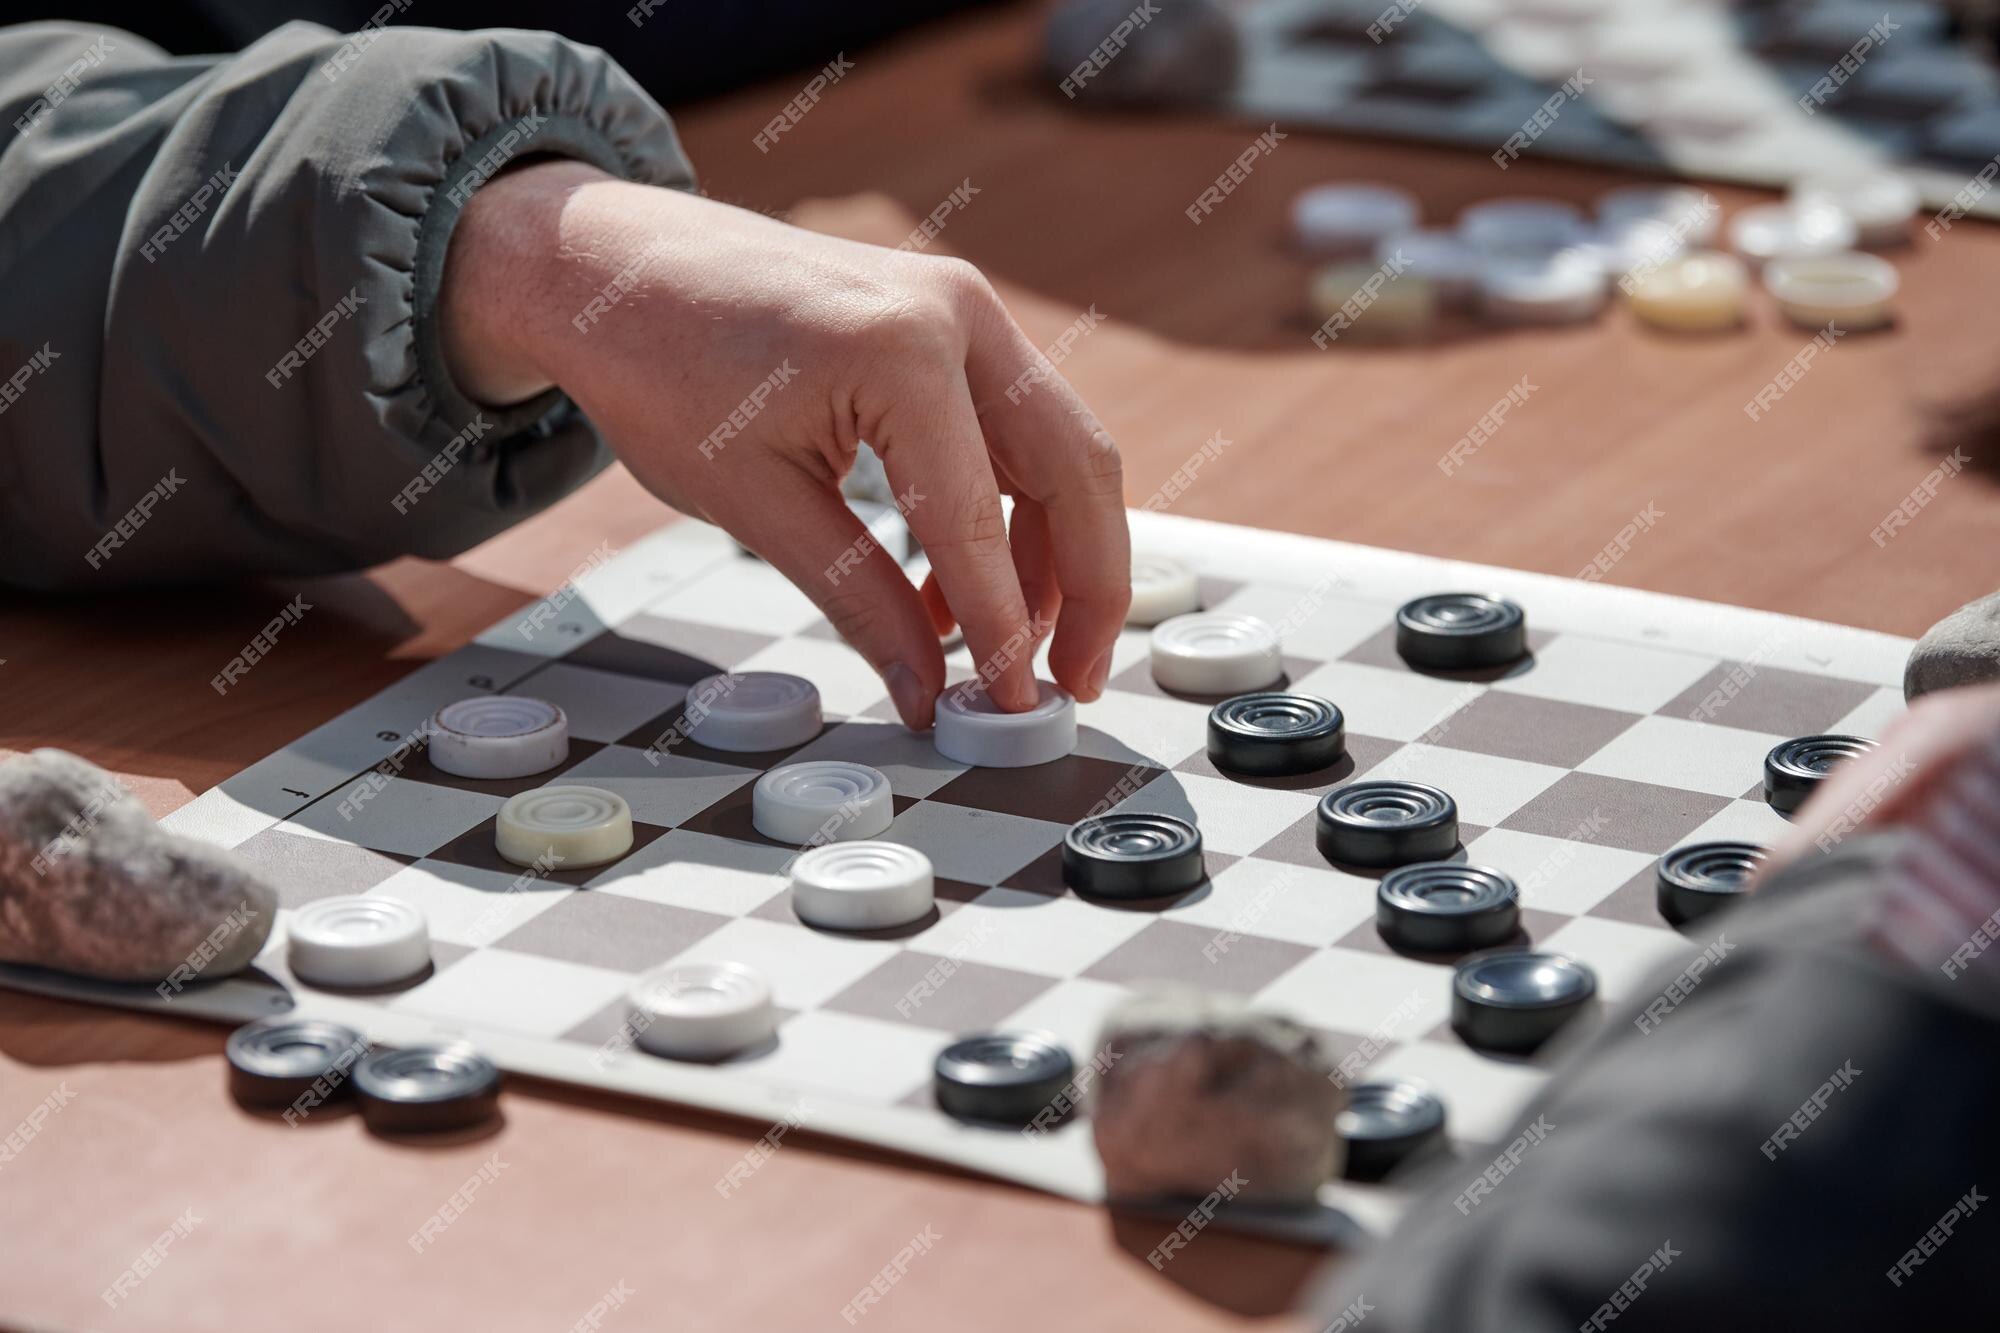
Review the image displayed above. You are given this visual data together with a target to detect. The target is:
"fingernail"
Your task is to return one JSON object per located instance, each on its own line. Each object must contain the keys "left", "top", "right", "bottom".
{"left": 1085, "top": 647, "right": 1115, "bottom": 700}
{"left": 884, "top": 662, "right": 932, "bottom": 731}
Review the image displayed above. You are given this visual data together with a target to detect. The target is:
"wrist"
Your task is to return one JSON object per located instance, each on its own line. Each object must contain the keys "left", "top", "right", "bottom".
{"left": 437, "top": 158, "right": 618, "bottom": 408}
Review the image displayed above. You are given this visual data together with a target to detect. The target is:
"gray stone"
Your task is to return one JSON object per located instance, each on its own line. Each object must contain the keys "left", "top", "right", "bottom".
{"left": 1091, "top": 986, "right": 1344, "bottom": 1205}
{"left": 0, "top": 748, "right": 275, "bottom": 984}
{"left": 1906, "top": 591, "right": 2000, "bottom": 701}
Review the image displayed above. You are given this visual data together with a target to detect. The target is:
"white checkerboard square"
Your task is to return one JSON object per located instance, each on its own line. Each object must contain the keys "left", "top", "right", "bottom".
{"left": 646, "top": 557, "right": 825, "bottom": 636}
{"left": 1493, "top": 635, "right": 1717, "bottom": 714}
{"left": 1256, "top": 949, "right": 1454, "bottom": 1038}
{"left": 589, "top": 830, "right": 791, "bottom": 915}
{"left": 392, "top": 949, "right": 632, "bottom": 1039}
{"left": 1162, "top": 858, "right": 1379, "bottom": 949}
{"left": 1576, "top": 714, "right": 1789, "bottom": 798}
{"left": 1111, "top": 771, "right": 1321, "bottom": 857}
{"left": 1074, "top": 688, "right": 1211, "bottom": 768}
{"left": 1464, "top": 828, "right": 1657, "bottom": 916}
{"left": 667, "top": 917, "right": 901, "bottom": 1010}
{"left": 1539, "top": 916, "right": 1699, "bottom": 1003}
{"left": 998, "top": 976, "right": 1135, "bottom": 1055}
{"left": 1290, "top": 661, "right": 1489, "bottom": 742}
{"left": 1364, "top": 1042, "right": 1550, "bottom": 1147}
{"left": 1207, "top": 583, "right": 1388, "bottom": 661}
{"left": 907, "top": 889, "right": 1156, "bottom": 978}
{"left": 753, "top": 1010, "right": 938, "bottom": 1106}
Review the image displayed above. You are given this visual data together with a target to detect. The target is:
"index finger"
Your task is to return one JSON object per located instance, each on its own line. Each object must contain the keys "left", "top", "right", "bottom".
{"left": 964, "top": 312, "right": 1131, "bottom": 702}
{"left": 873, "top": 368, "right": 1042, "bottom": 713}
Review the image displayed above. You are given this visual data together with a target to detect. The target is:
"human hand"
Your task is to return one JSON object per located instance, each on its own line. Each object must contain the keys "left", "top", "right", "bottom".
{"left": 438, "top": 160, "right": 1131, "bottom": 729}
{"left": 1761, "top": 682, "right": 2000, "bottom": 877}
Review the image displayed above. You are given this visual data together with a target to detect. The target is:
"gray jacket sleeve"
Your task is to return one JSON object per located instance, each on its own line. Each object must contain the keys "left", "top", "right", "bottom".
{"left": 0, "top": 20, "right": 696, "bottom": 589}
{"left": 1309, "top": 834, "right": 1998, "bottom": 1331}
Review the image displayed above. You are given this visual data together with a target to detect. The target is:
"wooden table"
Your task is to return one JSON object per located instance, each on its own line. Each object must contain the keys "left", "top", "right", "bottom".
{"left": 4, "top": 5, "right": 1998, "bottom": 1330}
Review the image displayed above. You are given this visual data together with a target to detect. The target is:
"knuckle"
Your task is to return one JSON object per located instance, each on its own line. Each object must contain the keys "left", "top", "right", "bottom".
{"left": 1080, "top": 426, "right": 1125, "bottom": 493}
{"left": 928, "top": 490, "right": 1009, "bottom": 551}
{"left": 819, "top": 583, "right": 888, "bottom": 643}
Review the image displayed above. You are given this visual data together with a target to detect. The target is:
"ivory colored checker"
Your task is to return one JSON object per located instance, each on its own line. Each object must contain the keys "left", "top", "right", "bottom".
{"left": 1127, "top": 553, "right": 1202, "bottom": 627}
{"left": 681, "top": 671, "right": 822, "bottom": 752}
{"left": 1763, "top": 252, "right": 1899, "bottom": 333}
{"left": 427, "top": 695, "right": 568, "bottom": 780}
{"left": 1478, "top": 248, "right": 1606, "bottom": 325}
{"left": 1150, "top": 613, "right": 1284, "bottom": 695}
{"left": 630, "top": 961, "right": 776, "bottom": 1060}
{"left": 1309, "top": 263, "right": 1437, "bottom": 340}
{"left": 288, "top": 895, "right": 431, "bottom": 988}
{"left": 752, "top": 761, "right": 895, "bottom": 845}
{"left": 934, "top": 680, "right": 1077, "bottom": 768}
{"left": 791, "top": 841, "right": 935, "bottom": 930}
{"left": 1624, "top": 251, "right": 1749, "bottom": 333}
{"left": 495, "top": 785, "right": 634, "bottom": 869}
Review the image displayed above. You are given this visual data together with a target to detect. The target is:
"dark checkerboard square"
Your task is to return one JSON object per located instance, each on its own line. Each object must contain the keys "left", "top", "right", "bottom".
{"left": 492, "top": 892, "right": 731, "bottom": 972}
{"left": 927, "top": 755, "right": 1165, "bottom": 824}
{"left": 1589, "top": 861, "right": 1675, "bottom": 928}
{"left": 393, "top": 738, "right": 606, "bottom": 798}
{"left": 1657, "top": 662, "right": 1880, "bottom": 737}
{"left": 565, "top": 612, "right": 773, "bottom": 682}
{"left": 1171, "top": 732, "right": 1402, "bottom": 794}
{"left": 427, "top": 817, "right": 671, "bottom": 886}
{"left": 1500, "top": 772, "right": 1730, "bottom": 855}
{"left": 1083, "top": 919, "right": 1313, "bottom": 993}
{"left": 1251, "top": 809, "right": 1485, "bottom": 875}
{"left": 823, "top": 952, "right": 1058, "bottom": 1032}
{"left": 1425, "top": 691, "right": 1641, "bottom": 769}
{"left": 676, "top": 783, "right": 921, "bottom": 848}
{"left": 1106, "top": 655, "right": 1323, "bottom": 706}
{"left": 232, "top": 828, "right": 414, "bottom": 908}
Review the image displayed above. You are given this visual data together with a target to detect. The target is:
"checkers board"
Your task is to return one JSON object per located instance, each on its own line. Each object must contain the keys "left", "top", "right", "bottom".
{"left": 0, "top": 511, "right": 1914, "bottom": 1237}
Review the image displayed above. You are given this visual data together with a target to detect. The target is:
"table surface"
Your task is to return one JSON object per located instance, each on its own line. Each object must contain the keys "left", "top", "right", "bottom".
{"left": 4, "top": 5, "right": 1999, "bottom": 1330}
